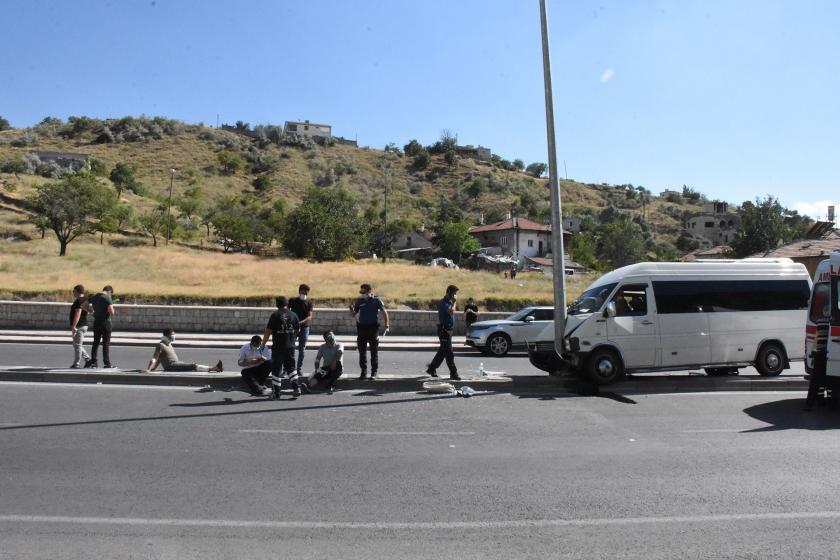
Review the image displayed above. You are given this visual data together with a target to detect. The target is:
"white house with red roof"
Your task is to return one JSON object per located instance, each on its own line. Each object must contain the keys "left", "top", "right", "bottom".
{"left": 468, "top": 217, "right": 571, "bottom": 264}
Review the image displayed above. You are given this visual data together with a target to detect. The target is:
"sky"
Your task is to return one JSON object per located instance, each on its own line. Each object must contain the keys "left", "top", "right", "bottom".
{"left": 2, "top": 0, "right": 838, "bottom": 217}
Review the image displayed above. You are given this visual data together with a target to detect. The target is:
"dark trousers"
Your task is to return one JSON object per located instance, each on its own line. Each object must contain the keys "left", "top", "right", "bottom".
{"left": 356, "top": 323, "right": 379, "bottom": 374}
{"left": 164, "top": 362, "right": 198, "bottom": 372}
{"left": 241, "top": 361, "right": 272, "bottom": 393}
{"left": 313, "top": 362, "right": 343, "bottom": 390}
{"left": 806, "top": 351, "right": 828, "bottom": 407}
{"left": 271, "top": 346, "right": 297, "bottom": 394}
{"left": 91, "top": 322, "right": 112, "bottom": 365}
{"left": 429, "top": 326, "right": 457, "bottom": 375}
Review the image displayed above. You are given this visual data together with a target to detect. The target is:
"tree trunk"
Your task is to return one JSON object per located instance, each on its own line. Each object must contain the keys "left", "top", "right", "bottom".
{"left": 100, "top": 231, "right": 104, "bottom": 244}
{"left": 59, "top": 240, "right": 67, "bottom": 256}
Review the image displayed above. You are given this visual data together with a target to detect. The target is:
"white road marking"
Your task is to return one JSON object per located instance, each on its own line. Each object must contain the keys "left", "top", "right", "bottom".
{"left": 0, "top": 381, "right": 196, "bottom": 391}
{"left": 240, "top": 429, "right": 476, "bottom": 436}
{"left": 2, "top": 511, "right": 840, "bottom": 530}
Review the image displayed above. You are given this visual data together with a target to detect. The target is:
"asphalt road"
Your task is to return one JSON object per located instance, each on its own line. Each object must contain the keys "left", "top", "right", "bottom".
{"left": 0, "top": 342, "right": 807, "bottom": 379}
{"left": 1, "top": 381, "right": 837, "bottom": 559}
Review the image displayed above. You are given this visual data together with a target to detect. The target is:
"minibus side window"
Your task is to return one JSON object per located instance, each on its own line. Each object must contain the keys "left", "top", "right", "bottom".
{"left": 810, "top": 283, "right": 830, "bottom": 323}
{"left": 611, "top": 284, "right": 648, "bottom": 317}
{"left": 833, "top": 278, "right": 840, "bottom": 326}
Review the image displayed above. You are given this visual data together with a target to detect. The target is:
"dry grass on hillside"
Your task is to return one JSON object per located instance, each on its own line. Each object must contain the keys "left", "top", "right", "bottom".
{"left": 0, "top": 236, "right": 591, "bottom": 308}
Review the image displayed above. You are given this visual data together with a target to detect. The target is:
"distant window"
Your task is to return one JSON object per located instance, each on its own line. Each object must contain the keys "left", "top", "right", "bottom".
{"left": 532, "top": 308, "right": 554, "bottom": 321}
{"left": 287, "top": 124, "right": 297, "bottom": 131}
{"left": 705, "top": 221, "right": 714, "bottom": 228}
{"left": 612, "top": 284, "right": 648, "bottom": 316}
{"left": 304, "top": 125, "right": 309, "bottom": 131}
{"left": 724, "top": 235, "right": 728, "bottom": 242}
{"left": 810, "top": 283, "right": 830, "bottom": 323}
{"left": 728, "top": 220, "right": 734, "bottom": 228}
{"left": 406, "top": 236, "right": 411, "bottom": 246}
{"left": 653, "top": 280, "right": 810, "bottom": 314}
{"left": 527, "top": 240, "right": 533, "bottom": 247}
{"left": 719, "top": 220, "right": 726, "bottom": 228}
{"left": 501, "top": 236, "right": 508, "bottom": 248}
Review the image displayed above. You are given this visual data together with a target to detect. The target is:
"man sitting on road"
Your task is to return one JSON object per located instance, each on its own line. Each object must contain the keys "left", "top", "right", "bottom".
{"left": 304, "top": 330, "right": 344, "bottom": 394}
{"left": 142, "top": 328, "right": 223, "bottom": 373}
{"left": 239, "top": 335, "right": 272, "bottom": 397}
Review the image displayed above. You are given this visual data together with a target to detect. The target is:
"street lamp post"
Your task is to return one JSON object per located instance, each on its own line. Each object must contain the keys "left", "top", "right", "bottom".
{"left": 166, "top": 168, "right": 175, "bottom": 245}
{"left": 539, "top": 0, "right": 568, "bottom": 357}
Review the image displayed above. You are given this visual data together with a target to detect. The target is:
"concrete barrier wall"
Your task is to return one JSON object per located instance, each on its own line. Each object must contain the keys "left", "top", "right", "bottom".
{"left": 0, "top": 301, "right": 509, "bottom": 336}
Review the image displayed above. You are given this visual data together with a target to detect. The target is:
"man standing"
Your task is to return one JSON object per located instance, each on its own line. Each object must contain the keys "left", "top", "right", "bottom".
{"left": 350, "top": 283, "right": 389, "bottom": 380}
{"left": 142, "top": 328, "right": 223, "bottom": 373}
{"left": 87, "top": 285, "right": 116, "bottom": 369}
{"left": 307, "top": 330, "right": 344, "bottom": 394}
{"left": 426, "top": 285, "right": 461, "bottom": 380}
{"left": 263, "top": 296, "right": 301, "bottom": 399}
{"left": 69, "top": 284, "right": 91, "bottom": 369}
{"left": 289, "top": 284, "right": 313, "bottom": 377}
{"left": 238, "top": 335, "right": 272, "bottom": 397}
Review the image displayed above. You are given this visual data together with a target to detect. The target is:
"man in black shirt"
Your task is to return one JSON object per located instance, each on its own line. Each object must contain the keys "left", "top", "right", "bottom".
{"left": 289, "top": 283, "right": 313, "bottom": 377}
{"left": 464, "top": 297, "right": 479, "bottom": 328}
{"left": 69, "top": 284, "right": 91, "bottom": 368}
{"left": 87, "top": 285, "right": 116, "bottom": 368}
{"left": 263, "top": 296, "right": 301, "bottom": 399}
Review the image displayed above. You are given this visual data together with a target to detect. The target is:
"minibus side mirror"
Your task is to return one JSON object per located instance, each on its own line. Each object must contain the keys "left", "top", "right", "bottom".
{"left": 604, "top": 302, "right": 616, "bottom": 318}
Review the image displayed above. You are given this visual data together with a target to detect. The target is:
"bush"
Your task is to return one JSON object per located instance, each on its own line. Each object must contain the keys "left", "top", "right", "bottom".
{"left": 403, "top": 139, "right": 423, "bottom": 157}
{"left": 217, "top": 150, "right": 245, "bottom": 174}
{"left": 0, "top": 116, "right": 11, "bottom": 131}
{"left": 252, "top": 174, "right": 272, "bottom": 192}
{"left": 411, "top": 150, "right": 431, "bottom": 171}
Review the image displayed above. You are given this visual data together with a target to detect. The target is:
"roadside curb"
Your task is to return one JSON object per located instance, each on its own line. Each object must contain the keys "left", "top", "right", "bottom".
{"left": 0, "top": 368, "right": 808, "bottom": 394}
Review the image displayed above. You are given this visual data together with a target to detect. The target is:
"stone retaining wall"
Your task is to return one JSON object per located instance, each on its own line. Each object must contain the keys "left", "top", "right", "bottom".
{"left": 0, "top": 301, "right": 509, "bottom": 336}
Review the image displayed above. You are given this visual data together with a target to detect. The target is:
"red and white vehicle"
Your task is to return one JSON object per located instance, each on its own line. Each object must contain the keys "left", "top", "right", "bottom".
{"left": 805, "top": 252, "right": 837, "bottom": 379}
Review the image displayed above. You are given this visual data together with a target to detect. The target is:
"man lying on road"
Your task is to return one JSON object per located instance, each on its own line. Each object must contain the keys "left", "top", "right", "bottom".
{"left": 141, "top": 328, "right": 223, "bottom": 373}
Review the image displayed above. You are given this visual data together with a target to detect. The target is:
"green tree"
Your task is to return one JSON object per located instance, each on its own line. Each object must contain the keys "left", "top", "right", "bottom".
{"left": 596, "top": 220, "right": 646, "bottom": 268}
{"left": 109, "top": 162, "right": 139, "bottom": 196}
{"left": 411, "top": 150, "right": 431, "bottom": 171}
{"left": 512, "top": 159, "right": 525, "bottom": 172}
{"left": 29, "top": 173, "right": 115, "bottom": 255}
{"left": 0, "top": 116, "right": 11, "bottom": 131}
{"left": 138, "top": 207, "right": 167, "bottom": 247}
{"left": 1, "top": 157, "right": 25, "bottom": 179}
{"left": 730, "top": 196, "right": 786, "bottom": 257}
{"left": 443, "top": 149, "right": 457, "bottom": 167}
{"left": 211, "top": 213, "right": 256, "bottom": 252}
{"left": 526, "top": 162, "right": 547, "bottom": 177}
{"left": 87, "top": 158, "right": 107, "bottom": 176}
{"left": 433, "top": 222, "right": 479, "bottom": 263}
{"left": 113, "top": 203, "right": 134, "bottom": 230}
{"left": 252, "top": 174, "right": 272, "bottom": 192}
{"left": 569, "top": 232, "right": 599, "bottom": 270}
{"left": 283, "top": 187, "right": 360, "bottom": 260}
{"left": 403, "top": 139, "right": 423, "bottom": 157}
{"left": 217, "top": 150, "right": 245, "bottom": 174}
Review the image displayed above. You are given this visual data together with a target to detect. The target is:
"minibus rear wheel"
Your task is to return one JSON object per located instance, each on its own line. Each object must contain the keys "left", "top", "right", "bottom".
{"left": 586, "top": 348, "right": 624, "bottom": 385}
{"left": 755, "top": 343, "right": 785, "bottom": 376}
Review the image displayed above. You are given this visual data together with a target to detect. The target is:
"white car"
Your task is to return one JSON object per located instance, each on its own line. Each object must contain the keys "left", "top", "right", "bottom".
{"left": 466, "top": 306, "right": 554, "bottom": 356}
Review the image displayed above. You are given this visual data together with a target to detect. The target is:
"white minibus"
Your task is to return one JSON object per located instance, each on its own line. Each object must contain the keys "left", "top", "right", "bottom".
{"left": 528, "top": 259, "right": 812, "bottom": 384}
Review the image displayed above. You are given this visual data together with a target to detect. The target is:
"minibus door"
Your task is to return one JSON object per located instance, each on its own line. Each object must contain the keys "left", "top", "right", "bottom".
{"left": 605, "top": 283, "right": 657, "bottom": 368}
{"left": 828, "top": 275, "right": 840, "bottom": 378}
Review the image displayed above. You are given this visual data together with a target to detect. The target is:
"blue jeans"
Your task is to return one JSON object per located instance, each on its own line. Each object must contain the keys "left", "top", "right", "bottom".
{"left": 296, "top": 326, "right": 310, "bottom": 373}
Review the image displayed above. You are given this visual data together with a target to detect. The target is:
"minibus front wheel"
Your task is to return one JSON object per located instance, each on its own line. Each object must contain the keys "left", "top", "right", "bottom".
{"left": 586, "top": 347, "right": 624, "bottom": 385}
{"left": 755, "top": 342, "right": 786, "bottom": 377}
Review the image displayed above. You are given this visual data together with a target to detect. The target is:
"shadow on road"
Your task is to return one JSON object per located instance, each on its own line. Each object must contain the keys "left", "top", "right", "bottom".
{"left": 0, "top": 393, "right": 491, "bottom": 432}
{"left": 743, "top": 397, "right": 840, "bottom": 432}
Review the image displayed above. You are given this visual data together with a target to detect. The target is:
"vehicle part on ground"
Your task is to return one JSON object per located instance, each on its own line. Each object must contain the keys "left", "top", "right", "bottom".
{"left": 486, "top": 333, "right": 512, "bottom": 357}
{"left": 586, "top": 347, "right": 624, "bottom": 385}
{"left": 755, "top": 342, "right": 786, "bottom": 376}
{"left": 704, "top": 367, "right": 739, "bottom": 376}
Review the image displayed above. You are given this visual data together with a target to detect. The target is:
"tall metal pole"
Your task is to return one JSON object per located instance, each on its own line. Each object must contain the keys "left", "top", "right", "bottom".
{"left": 166, "top": 168, "right": 175, "bottom": 245}
{"left": 383, "top": 174, "right": 388, "bottom": 260}
{"left": 539, "top": 0, "right": 567, "bottom": 357}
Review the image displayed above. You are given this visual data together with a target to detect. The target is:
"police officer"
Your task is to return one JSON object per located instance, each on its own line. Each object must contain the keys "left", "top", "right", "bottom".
{"left": 349, "top": 283, "right": 389, "bottom": 379}
{"left": 426, "top": 284, "right": 461, "bottom": 380}
{"left": 263, "top": 296, "right": 301, "bottom": 399}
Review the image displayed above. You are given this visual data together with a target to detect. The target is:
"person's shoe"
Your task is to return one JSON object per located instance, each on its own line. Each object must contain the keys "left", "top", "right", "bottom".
{"left": 327, "top": 387, "right": 334, "bottom": 395}
{"left": 425, "top": 366, "right": 438, "bottom": 377}
{"left": 104, "top": 363, "right": 116, "bottom": 369}
{"left": 69, "top": 364, "right": 81, "bottom": 369}
{"left": 449, "top": 373, "right": 461, "bottom": 381}
{"left": 370, "top": 371, "right": 378, "bottom": 379}
{"left": 261, "top": 387, "right": 273, "bottom": 397}
{"left": 215, "top": 360, "right": 224, "bottom": 372}
{"left": 292, "top": 386, "right": 301, "bottom": 398}
{"left": 357, "top": 372, "right": 368, "bottom": 381}
{"left": 300, "top": 382, "right": 312, "bottom": 394}
{"left": 84, "top": 359, "right": 96, "bottom": 368}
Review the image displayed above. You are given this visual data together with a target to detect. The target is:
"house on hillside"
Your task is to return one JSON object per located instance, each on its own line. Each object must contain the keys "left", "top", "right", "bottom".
{"left": 750, "top": 222, "right": 840, "bottom": 276}
{"left": 681, "top": 245, "right": 731, "bottom": 261}
{"left": 524, "top": 255, "right": 586, "bottom": 275}
{"left": 283, "top": 120, "right": 332, "bottom": 140}
{"left": 468, "top": 217, "right": 571, "bottom": 265}
{"left": 685, "top": 201, "right": 740, "bottom": 246}
{"left": 455, "top": 144, "right": 491, "bottom": 162}
{"left": 29, "top": 151, "right": 90, "bottom": 172}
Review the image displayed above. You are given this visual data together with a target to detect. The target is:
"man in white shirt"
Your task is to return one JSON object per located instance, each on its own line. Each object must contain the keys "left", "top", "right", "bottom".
{"left": 305, "top": 330, "right": 344, "bottom": 394}
{"left": 238, "top": 335, "right": 272, "bottom": 397}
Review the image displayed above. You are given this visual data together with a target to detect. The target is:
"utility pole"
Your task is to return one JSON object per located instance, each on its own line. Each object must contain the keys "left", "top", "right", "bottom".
{"left": 539, "top": 0, "right": 567, "bottom": 357}
{"left": 166, "top": 168, "right": 175, "bottom": 245}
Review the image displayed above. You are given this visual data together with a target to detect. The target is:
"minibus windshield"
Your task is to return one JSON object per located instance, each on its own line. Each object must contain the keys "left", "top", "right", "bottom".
{"left": 568, "top": 283, "right": 617, "bottom": 315}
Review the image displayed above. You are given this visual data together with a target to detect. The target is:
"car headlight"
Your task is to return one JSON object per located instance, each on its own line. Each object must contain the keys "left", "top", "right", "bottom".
{"left": 468, "top": 325, "right": 491, "bottom": 333}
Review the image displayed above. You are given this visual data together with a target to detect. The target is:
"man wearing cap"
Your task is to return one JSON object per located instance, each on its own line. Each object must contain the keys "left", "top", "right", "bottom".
{"left": 426, "top": 284, "right": 461, "bottom": 380}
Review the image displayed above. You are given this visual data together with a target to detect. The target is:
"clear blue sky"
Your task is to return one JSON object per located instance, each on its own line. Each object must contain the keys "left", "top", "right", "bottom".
{"left": 2, "top": 0, "right": 838, "bottom": 217}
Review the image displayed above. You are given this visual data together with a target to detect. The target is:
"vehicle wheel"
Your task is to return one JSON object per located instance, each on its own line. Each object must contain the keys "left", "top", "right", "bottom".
{"left": 486, "top": 333, "right": 511, "bottom": 357}
{"left": 755, "top": 343, "right": 785, "bottom": 377}
{"left": 704, "top": 367, "right": 739, "bottom": 376}
{"left": 586, "top": 348, "right": 624, "bottom": 385}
